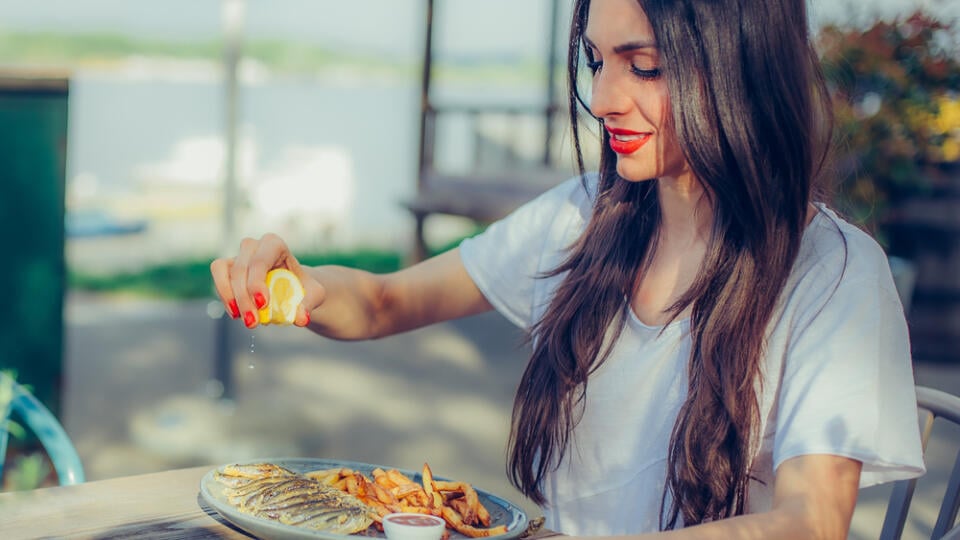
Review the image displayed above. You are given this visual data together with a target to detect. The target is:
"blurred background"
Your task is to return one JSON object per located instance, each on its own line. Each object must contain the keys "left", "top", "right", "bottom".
{"left": 0, "top": 1, "right": 959, "bottom": 539}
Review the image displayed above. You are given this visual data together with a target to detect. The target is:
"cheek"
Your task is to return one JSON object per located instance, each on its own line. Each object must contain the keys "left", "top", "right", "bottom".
{"left": 644, "top": 92, "right": 681, "bottom": 159}
{"left": 651, "top": 85, "right": 673, "bottom": 133}
{"left": 632, "top": 83, "right": 674, "bottom": 133}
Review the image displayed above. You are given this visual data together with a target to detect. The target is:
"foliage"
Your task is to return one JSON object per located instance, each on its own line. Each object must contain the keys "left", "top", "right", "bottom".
{"left": 4, "top": 453, "right": 51, "bottom": 492}
{"left": 818, "top": 12, "right": 960, "bottom": 240}
{"left": 0, "top": 371, "right": 26, "bottom": 441}
{"left": 0, "top": 371, "right": 52, "bottom": 492}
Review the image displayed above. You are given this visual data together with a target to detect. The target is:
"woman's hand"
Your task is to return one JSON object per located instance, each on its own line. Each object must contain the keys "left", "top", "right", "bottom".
{"left": 212, "top": 235, "right": 491, "bottom": 340}
{"left": 210, "top": 233, "right": 318, "bottom": 329}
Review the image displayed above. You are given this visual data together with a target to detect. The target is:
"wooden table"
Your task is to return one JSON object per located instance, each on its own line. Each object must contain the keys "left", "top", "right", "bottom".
{"left": 0, "top": 466, "right": 559, "bottom": 540}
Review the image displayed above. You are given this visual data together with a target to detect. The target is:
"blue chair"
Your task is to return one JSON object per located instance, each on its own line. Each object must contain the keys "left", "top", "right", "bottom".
{"left": 0, "top": 372, "right": 85, "bottom": 486}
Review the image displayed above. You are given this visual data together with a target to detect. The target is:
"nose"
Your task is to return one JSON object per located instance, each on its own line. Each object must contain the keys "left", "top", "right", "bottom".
{"left": 589, "top": 67, "right": 632, "bottom": 119}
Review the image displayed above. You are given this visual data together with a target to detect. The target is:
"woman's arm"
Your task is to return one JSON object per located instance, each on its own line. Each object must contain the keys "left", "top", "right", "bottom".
{"left": 303, "top": 247, "right": 493, "bottom": 340}
{"left": 210, "top": 233, "right": 492, "bottom": 340}
{"left": 595, "top": 455, "right": 861, "bottom": 540}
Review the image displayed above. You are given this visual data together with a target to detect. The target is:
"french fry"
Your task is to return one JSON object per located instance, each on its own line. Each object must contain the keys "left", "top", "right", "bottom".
{"left": 393, "top": 482, "right": 425, "bottom": 501}
{"left": 317, "top": 462, "right": 507, "bottom": 538}
{"left": 303, "top": 469, "right": 338, "bottom": 484}
{"left": 399, "top": 503, "right": 435, "bottom": 514}
{"left": 441, "top": 506, "right": 508, "bottom": 538}
{"left": 435, "top": 481, "right": 480, "bottom": 525}
{"left": 476, "top": 498, "right": 492, "bottom": 527}
{"left": 370, "top": 481, "right": 401, "bottom": 507}
{"left": 422, "top": 463, "right": 444, "bottom": 510}
{"left": 363, "top": 497, "right": 394, "bottom": 518}
{"left": 449, "top": 497, "right": 472, "bottom": 522}
{"left": 343, "top": 474, "right": 355, "bottom": 494}
{"left": 386, "top": 469, "right": 416, "bottom": 488}
{"left": 352, "top": 471, "right": 372, "bottom": 499}
{"left": 372, "top": 468, "right": 396, "bottom": 489}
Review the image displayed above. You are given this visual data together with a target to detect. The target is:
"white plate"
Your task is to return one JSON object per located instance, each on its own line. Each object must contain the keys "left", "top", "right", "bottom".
{"left": 199, "top": 457, "right": 529, "bottom": 540}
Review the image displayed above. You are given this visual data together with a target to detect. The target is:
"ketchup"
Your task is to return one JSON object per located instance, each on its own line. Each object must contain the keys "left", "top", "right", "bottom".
{"left": 386, "top": 515, "right": 444, "bottom": 527}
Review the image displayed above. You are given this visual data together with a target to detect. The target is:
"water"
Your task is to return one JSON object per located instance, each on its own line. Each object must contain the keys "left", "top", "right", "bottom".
{"left": 248, "top": 334, "right": 255, "bottom": 369}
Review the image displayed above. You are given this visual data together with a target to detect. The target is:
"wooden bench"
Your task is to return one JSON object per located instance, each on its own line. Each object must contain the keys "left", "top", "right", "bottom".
{"left": 404, "top": 168, "right": 571, "bottom": 261}
{"left": 406, "top": 0, "right": 567, "bottom": 262}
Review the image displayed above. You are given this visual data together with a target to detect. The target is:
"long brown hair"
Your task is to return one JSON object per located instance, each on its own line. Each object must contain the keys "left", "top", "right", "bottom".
{"left": 506, "top": 0, "right": 834, "bottom": 528}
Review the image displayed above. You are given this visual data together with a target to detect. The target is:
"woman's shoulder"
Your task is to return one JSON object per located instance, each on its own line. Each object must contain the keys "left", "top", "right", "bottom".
{"left": 797, "top": 204, "right": 892, "bottom": 282}
{"left": 542, "top": 172, "right": 598, "bottom": 210}
{"left": 780, "top": 204, "right": 903, "bottom": 322}
{"left": 510, "top": 172, "right": 597, "bottom": 227}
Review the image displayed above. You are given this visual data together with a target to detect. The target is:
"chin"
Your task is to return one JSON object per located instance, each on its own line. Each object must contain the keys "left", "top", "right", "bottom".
{"left": 615, "top": 160, "right": 657, "bottom": 182}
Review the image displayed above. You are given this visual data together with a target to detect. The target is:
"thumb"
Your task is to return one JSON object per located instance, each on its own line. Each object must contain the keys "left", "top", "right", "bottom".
{"left": 295, "top": 280, "right": 326, "bottom": 327}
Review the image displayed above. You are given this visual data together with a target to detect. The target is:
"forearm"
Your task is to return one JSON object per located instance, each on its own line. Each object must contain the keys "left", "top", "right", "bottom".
{"left": 603, "top": 456, "right": 859, "bottom": 540}
{"left": 617, "top": 503, "right": 841, "bottom": 540}
{"left": 567, "top": 505, "right": 839, "bottom": 540}
{"left": 301, "top": 249, "right": 492, "bottom": 341}
{"left": 302, "top": 264, "right": 390, "bottom": 340}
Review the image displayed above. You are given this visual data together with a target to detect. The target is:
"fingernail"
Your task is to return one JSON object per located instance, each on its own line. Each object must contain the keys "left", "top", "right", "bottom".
{"left": 254, "top": 292, "right": 267, "bottom": 309}
{"left": 304, "top": 311, "right": 310, "bottom": 326}
{"left": 228, "top": 299, "right": 240, "bottom": 319}
{"left": 244, "top": 311, "right": 256, "bottom": 328}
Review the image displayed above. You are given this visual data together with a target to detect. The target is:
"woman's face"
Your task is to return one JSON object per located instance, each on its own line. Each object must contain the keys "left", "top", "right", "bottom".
{"left": 584, "top": 0, "right": 692, "bottom": 183}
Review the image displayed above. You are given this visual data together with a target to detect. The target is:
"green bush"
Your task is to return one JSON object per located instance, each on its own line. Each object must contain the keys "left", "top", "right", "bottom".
{"left": 819, "top": 11, "right": 960, "bottom": 243}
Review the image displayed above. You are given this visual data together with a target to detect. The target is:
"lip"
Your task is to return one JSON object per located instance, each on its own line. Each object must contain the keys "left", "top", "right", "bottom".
{"left": 605, "top": 126, "right": 651, "bottom": 155}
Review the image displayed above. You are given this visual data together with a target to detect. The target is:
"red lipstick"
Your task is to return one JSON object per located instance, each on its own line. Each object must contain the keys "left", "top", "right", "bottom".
{"left": 606, "top": 127, "right": 651, "bottom": 154}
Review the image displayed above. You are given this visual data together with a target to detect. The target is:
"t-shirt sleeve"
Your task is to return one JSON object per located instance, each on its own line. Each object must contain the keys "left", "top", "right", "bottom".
{"left": 773, "top": 240, "right": 926, "bottom": 487}
{"left": 458, "top": 176, "right": 591, "bottom": 330}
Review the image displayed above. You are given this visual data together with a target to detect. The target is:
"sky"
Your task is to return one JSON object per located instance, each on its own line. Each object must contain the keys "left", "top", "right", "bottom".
{"left": 0, "top": 0, "right": 957, "bottom": 61}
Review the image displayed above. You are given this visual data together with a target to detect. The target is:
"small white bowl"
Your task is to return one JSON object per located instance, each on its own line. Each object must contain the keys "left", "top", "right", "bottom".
{"left": 382, "top": 512, "right": 446, "bottom": 540}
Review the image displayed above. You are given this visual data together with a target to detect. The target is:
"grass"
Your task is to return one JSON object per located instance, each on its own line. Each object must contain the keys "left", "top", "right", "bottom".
{"left": 0, "top": 29, "right": 544, "bottom": 83}
{"left": 68, "top": 249, "right": 404, "bottom": 300}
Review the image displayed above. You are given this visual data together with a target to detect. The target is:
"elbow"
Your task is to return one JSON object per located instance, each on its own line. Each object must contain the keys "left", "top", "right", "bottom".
{"left": 777, "top": 501, "right": 853, "bottom": 540}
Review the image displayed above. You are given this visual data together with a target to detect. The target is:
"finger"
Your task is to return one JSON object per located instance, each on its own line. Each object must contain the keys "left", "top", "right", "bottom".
{"left": 245, "top": 233, "right": 294, "bottom": 311}
{"left": 294, "top": 278, "right": 326, "bottom": 327}
{"left": 210, "top": 258, "right": 240, "bottom": 319}
{"left": 231, "top": 236, "right": 265, "bottom": 328}
{"left": 294, "top": 304, "right": 310, "bottom": 327}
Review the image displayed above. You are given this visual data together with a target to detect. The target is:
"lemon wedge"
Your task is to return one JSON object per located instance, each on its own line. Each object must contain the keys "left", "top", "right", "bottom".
{"left": 258, "top": 268, "right": 305, "bottom": 325}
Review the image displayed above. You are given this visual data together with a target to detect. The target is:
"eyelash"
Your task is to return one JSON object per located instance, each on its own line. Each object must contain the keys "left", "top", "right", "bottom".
{"left": 585, "top": 59, "right": 662, "bottom": 81}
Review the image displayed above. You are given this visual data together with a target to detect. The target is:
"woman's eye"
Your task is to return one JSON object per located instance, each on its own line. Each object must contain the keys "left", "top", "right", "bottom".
{"left": 631, "top": 66, "right": 662, "bottom": 81}
{"left": 586, "top": 60, "right": 603, "bottom": 73}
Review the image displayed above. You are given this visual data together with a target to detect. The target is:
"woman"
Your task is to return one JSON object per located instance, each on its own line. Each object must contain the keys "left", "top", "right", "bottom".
{"left": 211, "top": 0, "right": 925, "bottom": 537}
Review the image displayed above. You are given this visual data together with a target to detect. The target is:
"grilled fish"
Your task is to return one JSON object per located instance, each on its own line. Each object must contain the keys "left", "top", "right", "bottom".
{"left": 214, "top": 462, "right": 374, "bottom": 534}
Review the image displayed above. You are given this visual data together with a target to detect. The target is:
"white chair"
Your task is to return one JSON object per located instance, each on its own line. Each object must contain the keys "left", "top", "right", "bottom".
{"left": 880, "top": 386, "right": 960, "bottom": 539}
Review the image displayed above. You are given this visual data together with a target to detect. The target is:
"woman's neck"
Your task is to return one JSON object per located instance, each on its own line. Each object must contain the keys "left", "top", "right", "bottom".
{"left": 656, "top": 174, "right": 713, "bottom": 247}
{"left": 630, "top": 175, "right": 712, "bottom": 327}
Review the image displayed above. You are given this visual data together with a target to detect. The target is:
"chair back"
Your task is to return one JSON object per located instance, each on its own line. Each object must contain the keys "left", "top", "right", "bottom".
{"left": 0, "top": 372, "right": 85, "bottom": 487}
{"left": 880, "top": 386, "right": 960, "bottom": 540}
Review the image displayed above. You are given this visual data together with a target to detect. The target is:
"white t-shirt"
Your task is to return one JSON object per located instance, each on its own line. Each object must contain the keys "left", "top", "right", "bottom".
{"left": 459, "top": 174, "right": 926, "bottom": 535}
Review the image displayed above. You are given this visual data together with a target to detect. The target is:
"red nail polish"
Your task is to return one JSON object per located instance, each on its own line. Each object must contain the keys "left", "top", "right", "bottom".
{"left": 244, "top": 311, "right": 256, "bottom": 328}
{"left": 304, "top": 311, "right": 310, "bottom": 326}
{"left": 228, "top": 299, "right": 240, "bottom": 319}
{"left": 254, "top": 292, "right": 267, "bottom": 309}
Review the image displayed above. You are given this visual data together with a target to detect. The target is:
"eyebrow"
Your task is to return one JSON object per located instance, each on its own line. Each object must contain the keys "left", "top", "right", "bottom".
{"left": 582, "top": 35, "right": 657, "bottom": 54}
